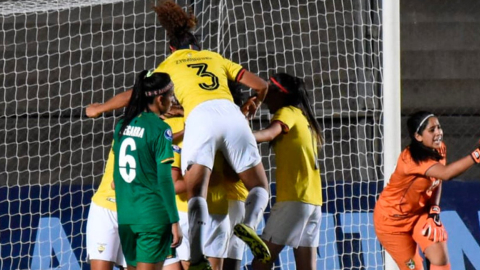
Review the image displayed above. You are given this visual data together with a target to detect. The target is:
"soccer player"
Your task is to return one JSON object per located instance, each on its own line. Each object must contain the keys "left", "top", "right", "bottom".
{"left": 86, "top": 146, "right": 182, "bottom": 270}
{"left": 374, "top": 111, "right": 480, "bottom": 270}
{"left": 249, "top": 73, "right": 324, "bottom": 270}
{"left": 86, "top": 147, "right": 127, "bottom": 270}
{"left": 113, "top": 71, "right": 181, "bottom": 270}
{"left": 165, "top": 114, "right": 245, "bottom": 270}
{"left": 152, "top": 1, "right": 271, "bottom": 269}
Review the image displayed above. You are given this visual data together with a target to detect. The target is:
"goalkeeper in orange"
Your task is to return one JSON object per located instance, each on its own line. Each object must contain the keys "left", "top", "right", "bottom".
{"left": 374, "top": 111, "right": 480, "bottom": 270}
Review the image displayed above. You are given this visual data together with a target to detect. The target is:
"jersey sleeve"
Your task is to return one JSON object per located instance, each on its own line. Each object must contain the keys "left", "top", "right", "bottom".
{"left": 220, "top": 54, "right": 245, "bottom": 82}
{"left": 155, "top": 127, "right": 175, "bottom": 164}
{"left": 154, "top": 125, "right": 179, "bottom": 223}
{"left": 271, "top": 107, "right": 296, "bottom": 133}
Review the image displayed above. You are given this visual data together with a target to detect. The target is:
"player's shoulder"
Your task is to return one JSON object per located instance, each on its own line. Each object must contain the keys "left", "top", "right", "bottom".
{"left": 275, "top": 105, "right": 299, "bottom": 117}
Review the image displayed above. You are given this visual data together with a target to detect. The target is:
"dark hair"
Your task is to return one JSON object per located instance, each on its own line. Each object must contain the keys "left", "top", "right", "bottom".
{"left": 269, "top": 73, "right": 323, "bottom": 147}
{"left": 119, "top": 71, "right": 172, "bottom": 138}
{"left": 406, "top": 111, "right": 442, "bottom": 164}
{"left": 153, "top": 0, "right": 199, "bottom": 49}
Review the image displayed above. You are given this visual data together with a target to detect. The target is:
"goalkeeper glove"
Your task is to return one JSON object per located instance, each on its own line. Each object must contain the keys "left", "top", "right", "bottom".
{"left": 471, "top": 148, "right": 480, "bottom": 163}
{"left": 421, "top": 205, "right": 448, "bottom": 242}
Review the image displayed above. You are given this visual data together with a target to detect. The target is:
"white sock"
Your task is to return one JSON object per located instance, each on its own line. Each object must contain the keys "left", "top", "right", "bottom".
{"left": 243, "top": 186, "right": 269, "bottom": 230}
{"left": 188, "top": 196, "right": 208, "bottom": 264}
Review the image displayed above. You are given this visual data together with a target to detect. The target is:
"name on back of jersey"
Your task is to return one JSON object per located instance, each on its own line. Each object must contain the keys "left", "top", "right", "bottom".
{"left": 123, "top": 126, "right": 145, "bottom": 138}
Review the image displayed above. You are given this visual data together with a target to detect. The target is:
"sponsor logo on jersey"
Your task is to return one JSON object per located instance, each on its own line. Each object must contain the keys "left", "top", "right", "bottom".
{"left": 164, "top": 129, "right": 173, "bottom": 141}
{"left": 172, "top": 145, "right": 181, "bottom": 153}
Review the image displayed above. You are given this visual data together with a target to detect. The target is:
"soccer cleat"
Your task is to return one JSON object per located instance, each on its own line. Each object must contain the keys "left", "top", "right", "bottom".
{"left": 188, "top": 258, "right": 212, "bottom": 270}
{"left": 233, "top": 223, "right": 271, "bottom": 263}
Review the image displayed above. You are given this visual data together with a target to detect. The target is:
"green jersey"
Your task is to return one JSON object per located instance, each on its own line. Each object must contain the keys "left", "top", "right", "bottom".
{"left": 113, "top": 112, "right": 179, "bottom": 225}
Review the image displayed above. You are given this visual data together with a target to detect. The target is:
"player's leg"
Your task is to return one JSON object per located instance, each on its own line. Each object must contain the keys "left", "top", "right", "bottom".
{"left": 218, "top": 102, "right": 270, "bottom": 262}
{"left": 181, "top": 103, "right": 218, "bottom": 267}
{"left": 204, "top": 213, "right": 230, "bottom": 270}
{"left": 292, "top": 202, "right": 322, "bottom": 270}
{"left": 132, "top": 224, "right": 176, "bottom": 270}
{"left": 87, "top": 202, "right": 127, "bottom": 270}
{"left": 293, "top": 247, "right": 317, "bottom": 270}
{"left": 253, "top": 201, "right": 321, "bottom": 270}
{"left": 413, "top": 213, "right": 450, "bottom": 269}
{"left": 223, "top": 200, "right": 246, "bottom": 270}
{"left": 374, "top": 211, "right": 423, "bottom": 270}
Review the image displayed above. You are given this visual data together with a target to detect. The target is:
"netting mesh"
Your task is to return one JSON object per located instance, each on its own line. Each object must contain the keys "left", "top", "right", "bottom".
{"left": 0, "top": 0, "right": 384, "bottom": 269}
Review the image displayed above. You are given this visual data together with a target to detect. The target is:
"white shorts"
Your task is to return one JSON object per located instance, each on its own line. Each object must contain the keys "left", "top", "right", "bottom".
{"left": 86, "top": 202, "right": 127, "bottom": 267}
{"left": 261, "top": 201, "right": 322, "bottom": 248}
{"left": 204, "top": 213, "right": 230, "bottom": 258}
{"left": 227, "top": 200, "right": 246, "bottom": 260}
{"left": 181, "top": 99, "right": 261, "bottom": 174}
{"left": 164, "top": 256, "right": 180, "bottom": 266}
{"left": 176, "top": 211, "right": 190, "bottom": 261}
{"left": 178, "top": 211, "right": 230, "bottom": 259}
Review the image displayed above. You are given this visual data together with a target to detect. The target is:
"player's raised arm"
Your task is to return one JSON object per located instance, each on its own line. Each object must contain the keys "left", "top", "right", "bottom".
{"left": 85, "top": 89, "right": 132, "bottom": 118}
{"left": 238, "top": 71, "right": 268, "bottom": 118}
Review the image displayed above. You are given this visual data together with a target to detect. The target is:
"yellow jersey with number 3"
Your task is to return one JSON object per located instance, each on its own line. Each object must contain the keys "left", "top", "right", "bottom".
{"left": 154, "top": 49, "right": 244, "bottom": 119}
{"left": 271, "top": 106, "right": 322, "bottom": 206}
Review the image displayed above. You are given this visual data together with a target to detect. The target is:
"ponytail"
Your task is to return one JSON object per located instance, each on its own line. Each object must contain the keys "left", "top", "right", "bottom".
{"left": 119, "top": 70, "right": 173, "bottom": 139}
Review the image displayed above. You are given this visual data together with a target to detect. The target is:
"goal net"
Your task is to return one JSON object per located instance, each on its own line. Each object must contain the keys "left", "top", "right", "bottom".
{"left": 0, "top": 0, "right": 384, "bottom": 269}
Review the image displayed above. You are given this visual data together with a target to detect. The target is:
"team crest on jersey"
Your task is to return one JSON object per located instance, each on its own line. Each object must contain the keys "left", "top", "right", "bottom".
{"left": 164, "top": 129, "right": 173, "bottom": 141}
{"left": 406, "top": 259, "right": 415, "bottom": 269}
{"left": 172, "top": 145, "right": 181, "bottom": 153}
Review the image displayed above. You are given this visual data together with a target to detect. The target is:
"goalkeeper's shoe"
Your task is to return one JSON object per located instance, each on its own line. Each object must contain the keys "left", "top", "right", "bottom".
{"left": 189, "top": 258, "right": 212, "bottom": 270}
{"left": 233, "top": 223, "right": 271, "bottom": 263}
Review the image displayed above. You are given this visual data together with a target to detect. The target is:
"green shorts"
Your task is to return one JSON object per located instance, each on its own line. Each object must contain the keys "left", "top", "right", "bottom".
{"left": 118, "top": 223, "right": 175, "bottom": 267}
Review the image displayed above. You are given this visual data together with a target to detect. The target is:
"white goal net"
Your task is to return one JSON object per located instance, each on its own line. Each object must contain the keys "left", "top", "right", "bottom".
{"left": 0, "top": 0, "right": 384, "bottom": 269}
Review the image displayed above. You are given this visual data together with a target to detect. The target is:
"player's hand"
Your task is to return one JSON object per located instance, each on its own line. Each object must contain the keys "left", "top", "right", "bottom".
{"left": 241, "top": 96, "right": 259, "bottom": 119}
{"left": 86, "top": 103, "right": 102, "bottom": 118}
{"left": 164, "top": 104, "right": 184, "bottom": 118}
{"left": 171, "top": 222, "right": 183, "bottom": 248}
{"left": 421, "top": 205, "right": 447, "bottom": 242}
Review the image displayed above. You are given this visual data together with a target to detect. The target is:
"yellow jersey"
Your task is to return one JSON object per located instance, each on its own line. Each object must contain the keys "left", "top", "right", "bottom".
{"left": 271, "top": 106, "right": 322, "bottom": 205}
{"left": 154, "top": 49, "right": 244, "bottom": 119}
{"left": 163, "top": 117, "right": 188, "bottom": 213}
{"left": 91, "top": 148, "right": 117, "bottom": 211}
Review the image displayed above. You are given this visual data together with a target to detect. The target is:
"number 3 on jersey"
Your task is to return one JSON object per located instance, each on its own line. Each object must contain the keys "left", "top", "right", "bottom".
{"left": 119, "top": 138, "right": 136, "bottom": 183}
{"left": 187, "top": 63, "right": 219, "bottom": 90}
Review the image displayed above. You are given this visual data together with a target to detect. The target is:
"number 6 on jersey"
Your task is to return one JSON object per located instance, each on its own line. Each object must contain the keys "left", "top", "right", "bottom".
{"left": 119, "top": 138, "right": 137, "bottom": 183}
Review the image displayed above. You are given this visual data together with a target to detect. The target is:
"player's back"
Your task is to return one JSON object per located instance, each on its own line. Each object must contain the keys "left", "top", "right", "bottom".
{"left": 155, "top": 49, "right": 243, "bottom": 118}
{"left": 272, "top": 106, "right": 322, "bottom": 206}
{"left": 113, "top": 112, "right": 174, "bottom": 225}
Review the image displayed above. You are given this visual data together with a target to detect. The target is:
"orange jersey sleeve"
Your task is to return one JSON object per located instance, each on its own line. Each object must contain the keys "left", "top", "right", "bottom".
{"left": 376, "top": 143, "right": 446, "bottom": 218}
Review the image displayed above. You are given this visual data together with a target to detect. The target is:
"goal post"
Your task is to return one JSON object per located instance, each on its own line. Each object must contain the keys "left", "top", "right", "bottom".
{"left": 382, "top": 0, "right": 401, "bottom": 269}
{"left": 0, "top": 1, "right": 391, "bottom": 269}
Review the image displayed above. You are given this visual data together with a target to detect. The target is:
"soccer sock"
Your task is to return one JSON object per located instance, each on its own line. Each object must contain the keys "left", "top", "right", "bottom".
{"left": 430, "top": 264, "right": 451, "bottom": 270}
{"left": 243, "top": 186, "right": 269, "bottom": 230}
{"left": 188, "top": 196, "right": 209, "bottom": 264}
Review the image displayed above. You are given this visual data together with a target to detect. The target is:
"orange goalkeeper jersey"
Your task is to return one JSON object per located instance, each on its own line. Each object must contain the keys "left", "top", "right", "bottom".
{"left": 376, "top": 142, "right": 446, "bottom": 218}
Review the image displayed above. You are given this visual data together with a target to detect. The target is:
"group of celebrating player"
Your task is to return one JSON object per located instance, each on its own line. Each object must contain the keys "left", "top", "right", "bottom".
{"left": 84, "top": 1, "right": 480, "bottom": 270}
